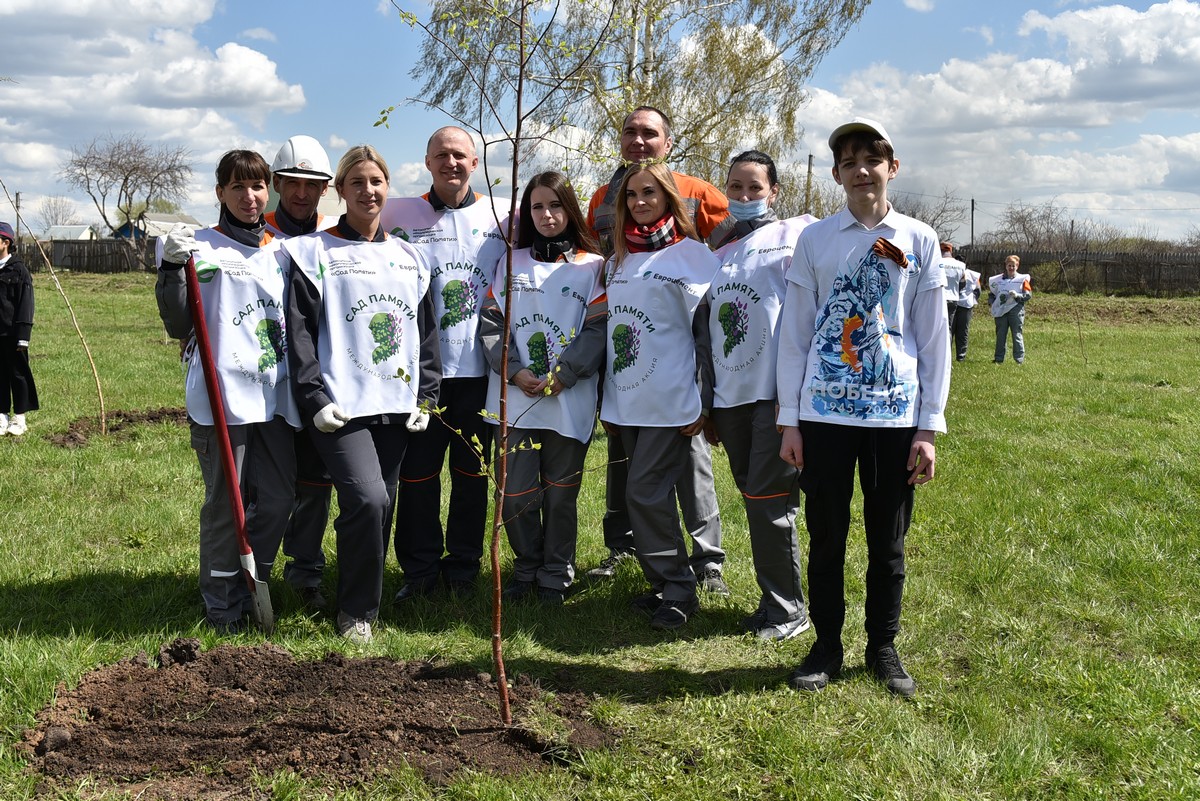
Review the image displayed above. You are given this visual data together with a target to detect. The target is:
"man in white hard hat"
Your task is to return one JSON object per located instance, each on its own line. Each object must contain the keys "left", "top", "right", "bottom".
{"left": 262, "top": 135, "right": 336, "bottom": 610}
{"left": 266, "top": 135, "right": 335, "bottom": 238}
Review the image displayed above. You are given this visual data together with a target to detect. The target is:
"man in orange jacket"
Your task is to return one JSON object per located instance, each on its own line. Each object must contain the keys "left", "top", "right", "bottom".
{"left": 585, "top": 105, "right": 733, "bottom": 599}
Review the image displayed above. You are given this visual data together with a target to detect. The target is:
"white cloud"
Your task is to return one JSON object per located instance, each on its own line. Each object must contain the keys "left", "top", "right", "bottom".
{"left": 240, "top": 27, "right": 276, "bottom": 42}
{"left": 903, "top": 0, "right": 935, "bottom": 10}
{"left": 329, "top": 135, "right": 349, "bottom": 150}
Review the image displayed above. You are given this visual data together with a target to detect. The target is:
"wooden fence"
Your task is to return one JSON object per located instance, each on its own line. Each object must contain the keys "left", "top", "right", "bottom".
{"left": 957, "top": 248, "right": 1200, "bottom": 297}
{"left": 22, "top": 240, "right": 155, "bottom": 274}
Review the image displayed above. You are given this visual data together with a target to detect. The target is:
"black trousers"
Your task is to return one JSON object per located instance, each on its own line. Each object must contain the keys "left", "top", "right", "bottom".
{"left": 0, "top": 338, "right": 38, "bottom": 414}
{"left": 394, "top": 376, "right": 491, "bottom": 584}
{"left": 798, "top": 421, "right": 915, "bottom": 650}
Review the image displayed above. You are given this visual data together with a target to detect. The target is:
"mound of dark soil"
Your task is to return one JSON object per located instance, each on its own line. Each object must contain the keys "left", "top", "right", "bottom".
{"left": 49, "top": 407, "right": 187, "bottom": 448}
{"left": 19, "top": 640, "right": 612, "bottom": 799}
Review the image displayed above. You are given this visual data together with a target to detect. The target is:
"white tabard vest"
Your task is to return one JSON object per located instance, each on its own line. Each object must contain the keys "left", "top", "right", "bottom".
{"left": 180, "top": 228, "right": 299, "bottom": 427}
{"left": 959, "top": 268, "right": 981, "bottom": 308}
{"left": 283, "top": 231, "right": 430, "bottom": 418}
{"left": 484, "top": 249, "right": 605, "bottom": 443}
{"left": 989, "top": 272, "right": 1031, "bottom": 317}
{"left": 941, "top": 256, "right": 967, "bottom": 303}
{"left": 601, "top": 238, "right": 720, "bottom": 427}
{"left": 380, "top": 196, "right": 508, "bottom": 378}
{"left": 710, "top": 216, "right": 816, "bottom": 408}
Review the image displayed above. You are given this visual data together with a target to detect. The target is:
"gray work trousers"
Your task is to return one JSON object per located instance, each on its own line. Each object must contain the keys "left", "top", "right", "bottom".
{"left": 193, "top": 416, "right": 295, "bottom": 624}
{"left": 502, "top": 427, "right": 590, "bottom": 591}
{"left": 618, "top": 426, "right": 701, "bottom": 602}
{"left": 994, "top": 305, "right": 1026, "bottom": 363}
{"left": 711, "top": 401, "right": 806, "bottom": 624}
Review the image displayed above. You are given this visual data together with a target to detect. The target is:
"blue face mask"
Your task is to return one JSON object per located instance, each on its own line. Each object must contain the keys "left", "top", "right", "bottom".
{"left": 727, "top": 197, "right": 770, "bottom": 221}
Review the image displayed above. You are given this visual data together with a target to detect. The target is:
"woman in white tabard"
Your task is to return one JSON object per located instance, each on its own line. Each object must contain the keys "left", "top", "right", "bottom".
{"left": 706, "top": 150, "right": 818, "bottom": 642}
{"left": 600, "top": 161, "right": 722, "bottom": 631}
{"left": 478, "top": 172, "right": 607, "bottom": 605}
{"left": 155, "top": 149, "right": 299, "bottom": 634}
{"left": 283, "top": 145, "right": 442, "bottom": 644}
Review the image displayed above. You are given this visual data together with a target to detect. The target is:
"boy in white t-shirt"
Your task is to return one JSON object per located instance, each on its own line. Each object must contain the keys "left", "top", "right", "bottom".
{"left": 777, "top": 118, "right": 950, "bottom": 697}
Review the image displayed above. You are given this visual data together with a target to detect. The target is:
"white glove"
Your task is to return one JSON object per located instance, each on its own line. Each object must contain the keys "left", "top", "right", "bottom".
{"left": 162, "top": 224, "right": 198, "bottom": 264}
{"left": 406, "top": 410, "right": 430, "bottom": 433}
{"left": 313, "top": 403, "right": 351, "bottom": 433}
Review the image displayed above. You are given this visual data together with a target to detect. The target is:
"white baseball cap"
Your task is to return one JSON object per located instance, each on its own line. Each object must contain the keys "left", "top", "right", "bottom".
{"left": 272, "top": 135, "right": 334, "bottom": 181}
{"left": 827, "top": 117, "right": 893, "bottom": 151}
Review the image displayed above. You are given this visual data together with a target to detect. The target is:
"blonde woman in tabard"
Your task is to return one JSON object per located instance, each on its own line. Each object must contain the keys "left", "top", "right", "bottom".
{"left": 283, "top": 145, "right": 441, "bottom": 644}
{"left": 706, "top": 150, "right": 817, "bottom": 642}
{"left": 155, "top": 149, "right": 299, "bottom": 634}
{"left": 600, "top": 161, "right": 722, "bottom": 631}
{"left": 478, "top": 171, "right": 607, "bottom": 605}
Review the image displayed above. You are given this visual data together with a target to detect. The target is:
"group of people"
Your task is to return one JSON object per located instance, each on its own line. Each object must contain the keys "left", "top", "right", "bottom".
{"left": 157, "top": 108, "right": 956, "bottom": 698}
{"left": 938, "top": 243, "right": 1033, "bottom": 363}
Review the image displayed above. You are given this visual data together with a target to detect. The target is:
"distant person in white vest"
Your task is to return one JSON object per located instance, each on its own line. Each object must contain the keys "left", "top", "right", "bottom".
{"left": 263, "top": 135, "right": 337, "bottom": 612}
{"left": 938, "top": 242, "right": 966, "bottom": 339}
{"left": 584, "top": 105, "right": 730, "bottom": 597}
{"left": 380, "top": 126, "right": 507, "bottom": 601}
{"left": 953, "top": 260, "right": 981, "bottom": 362}
{"left": 989, "top": 254, "right": 1032, "bottom": 364}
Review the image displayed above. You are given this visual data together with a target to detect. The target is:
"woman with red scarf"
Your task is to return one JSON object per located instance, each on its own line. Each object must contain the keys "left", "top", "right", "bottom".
{"left": 599, "top": 161, "right": 721, "bottom": 630}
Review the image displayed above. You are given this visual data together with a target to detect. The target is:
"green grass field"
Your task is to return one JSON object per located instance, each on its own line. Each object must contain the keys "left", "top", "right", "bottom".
{"left": 1, "top": 274, "right": 1198, "bottom": 799}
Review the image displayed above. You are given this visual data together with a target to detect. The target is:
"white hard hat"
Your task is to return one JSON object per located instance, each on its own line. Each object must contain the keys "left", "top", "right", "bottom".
{"left": 272, "top": 135, "right": 334, "bottom": 181}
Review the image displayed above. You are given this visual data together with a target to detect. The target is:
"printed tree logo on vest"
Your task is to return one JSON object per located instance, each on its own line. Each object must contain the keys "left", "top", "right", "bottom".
{"left": 718, "top": 299, "right": 749, "bottom": 357}
{"left": 255, "top": 318, "right": 285, "bottom": 372}
{"left": 526, "top": 331, "right": 553, "bottom": 375}
{"left": 611, "top": 323, "right": 641, "bottom": 373}
{"left": 439, "top": 279, "right": 478, "bottom": 330}
{"left": 389, "top": 227, "right": 411, "bottom": 242}
{"left": 369, "top": 312, "right": 403, "bottom": 364}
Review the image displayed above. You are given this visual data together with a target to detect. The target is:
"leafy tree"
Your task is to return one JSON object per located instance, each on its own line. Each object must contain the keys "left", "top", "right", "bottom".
{"left": 406, "top": 0, "right": 872, "bottom": 183}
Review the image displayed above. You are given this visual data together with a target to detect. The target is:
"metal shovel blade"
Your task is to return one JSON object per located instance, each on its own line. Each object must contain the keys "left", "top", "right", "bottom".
{"left": 240, "top": 551, "right": 275, "bottom": 635}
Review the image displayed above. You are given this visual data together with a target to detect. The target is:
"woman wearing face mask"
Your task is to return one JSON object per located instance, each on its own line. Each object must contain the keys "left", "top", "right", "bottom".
{"left": 155, "top": 149, "right": 299, "bottom": 634}
{"left": 283, "top": 145, "right": 442, "bottom": 644}
{"left": 600, "top": 161, "right": 722, "bottom": 631}
{"left": 478, "top": 171, "right": 607, "bottom": 604}
{"left": 705, "top": 150, "right": 818, "bottom": 642}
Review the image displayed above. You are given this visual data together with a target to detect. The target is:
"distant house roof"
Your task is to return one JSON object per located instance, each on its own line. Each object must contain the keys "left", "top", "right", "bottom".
{"left": 45, "top": 224, "right": 98, "bottom": 240}
{"left": 113, "top": 213, "right": 204, "bottom": 240}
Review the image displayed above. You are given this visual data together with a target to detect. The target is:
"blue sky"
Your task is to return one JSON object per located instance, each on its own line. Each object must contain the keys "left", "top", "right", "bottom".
{"left": 4, "top": 0, "right": 1200, "bottom": 242}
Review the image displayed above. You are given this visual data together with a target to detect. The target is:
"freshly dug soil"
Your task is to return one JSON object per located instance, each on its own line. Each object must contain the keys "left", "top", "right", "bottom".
{"left": 48, "top": 407, "right": 188, "bottom": 448}
{"left": 19, "top": 641, "right": 613, "bottom": 799}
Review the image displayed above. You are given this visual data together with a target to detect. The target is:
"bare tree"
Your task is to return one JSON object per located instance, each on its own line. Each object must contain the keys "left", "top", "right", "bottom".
{"left": 890, "top": 187, "right": 967, "bottom": 242}
{"left": 60, "top": 134, "right": 191, "bottom": 264}
{"left": 36, "top": 195, "right": 82, "bottom": 235}
{"left": 408, "top": 0, "right": 872, "bottom": 184}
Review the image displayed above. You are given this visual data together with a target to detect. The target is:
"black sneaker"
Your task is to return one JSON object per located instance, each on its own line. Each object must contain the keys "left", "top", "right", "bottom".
{"left": 866, "top": 644, "right": 916, "bottom": 697}
{"left": 789, "top": 640, "right": 843, "bottom": 691}
{"left": 740, "top": 608, "right": 769, "bottom": 634}
{"left": 587, "top": 549, "right": 634, "bottom": 579}
{"left": 206, "top": 615, "right": 247, "bottom": 636}
{"left": 296, "top": 585, "right": 328, "bottom": 611}
{"left": 536, "top": 586, "right": 565, "bottom": 605}
{"left": 650, "top": 595, "right": 700, "bottom": 630}
{"left": 393, "top": 578, "right": 437, "bottom": 603}
{"left": 501, "top": 580, "right": 535, "bottom": 601}
{"left": 631, "top": 590, "right": 663, "bottom": 615}
{"left": 696, "top": 567, "right": 730, "bottom": 597}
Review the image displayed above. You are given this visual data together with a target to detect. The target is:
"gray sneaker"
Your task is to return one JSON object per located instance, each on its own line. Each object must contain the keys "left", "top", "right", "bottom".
{"left": 587, "top": 549, "right": 634, "bottom": 579}
{"left": 336, "top": 612, "right": 373, "bottom": 644}
{"left": 866, "top": 644, "right": 916, "bottom": 697}
{"left": 753, "top": 614, "right": 811, "bottom": 642}
{"left": 696, "top": 567, "right": 730, "bottom": 597}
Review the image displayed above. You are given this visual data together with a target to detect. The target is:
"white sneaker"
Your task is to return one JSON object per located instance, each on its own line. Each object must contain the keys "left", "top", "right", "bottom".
{"left": 6, "top": 414, "right": 26, "bottom": 437}
{"left": 0, "top": 413, "right": 8, "bottom": 436}
{"left": 336, "top": 611, "right": 373, "bottom": 644}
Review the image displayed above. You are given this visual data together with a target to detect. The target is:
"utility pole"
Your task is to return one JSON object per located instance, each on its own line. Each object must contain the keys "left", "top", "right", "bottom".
{"left": 13, "top": 192, "right": 20, "bottom": 248}
{"left": 970, "top": 198, "right": 975, "bottom": 247}
{"left": 804, "top": 154, "right": 814, "bottom": 214}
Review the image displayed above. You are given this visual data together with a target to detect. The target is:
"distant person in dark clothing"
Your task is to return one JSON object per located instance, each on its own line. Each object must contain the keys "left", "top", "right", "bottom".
{"left": 0, "top": 221, "right": 38, "bottom": 438}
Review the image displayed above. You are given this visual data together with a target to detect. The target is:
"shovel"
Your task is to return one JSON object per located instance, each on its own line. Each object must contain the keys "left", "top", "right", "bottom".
{"left": 184, "top": 255, "right": 275, "bottom": 634}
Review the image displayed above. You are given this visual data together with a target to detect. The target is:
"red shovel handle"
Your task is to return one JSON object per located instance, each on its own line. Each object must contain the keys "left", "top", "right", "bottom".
{"left": 183, "top": 256, "right": 256, "bottom": 588}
